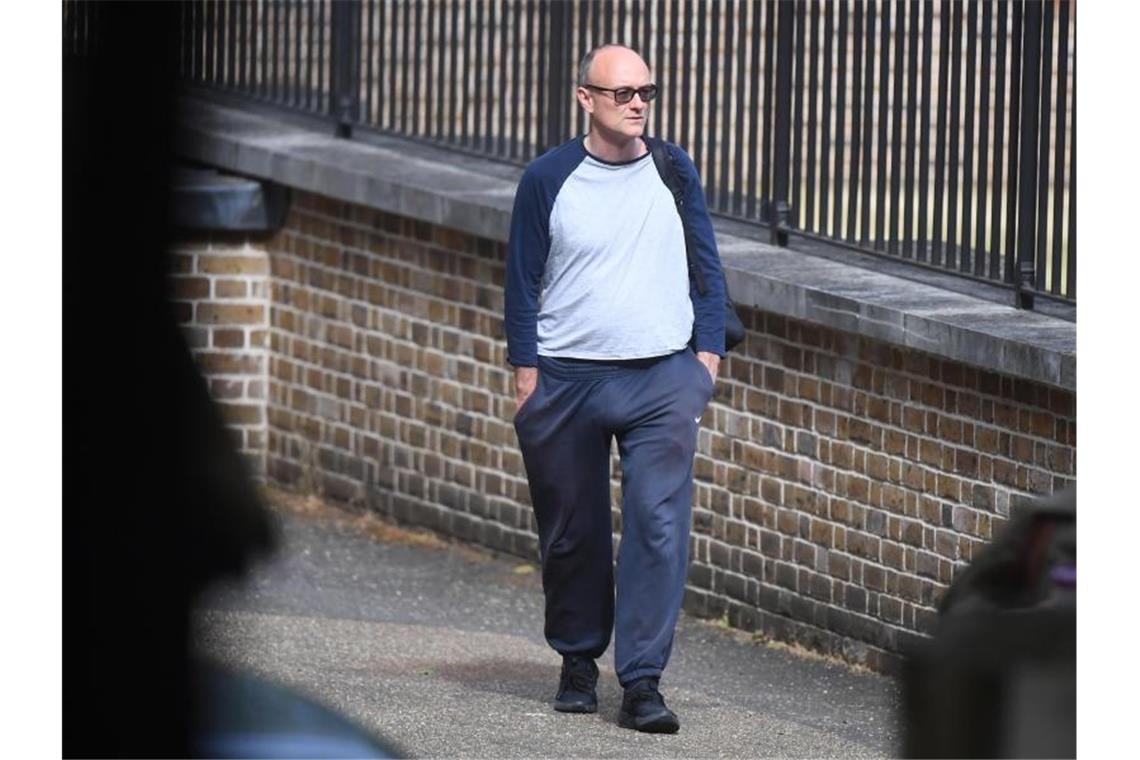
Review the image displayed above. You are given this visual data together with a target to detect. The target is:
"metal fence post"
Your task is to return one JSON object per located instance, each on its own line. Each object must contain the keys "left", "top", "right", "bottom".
{"left": 331, "top": 0, "right": 361, "bottom": 138}
{"left": 1014, "top": 0, "right": 1041, "bottom": 309}
{"left": 544, "top": 1, "right": 574, "bottom": 154}
{"left": 770, "top": 0, "right": 795, "bottom": 246}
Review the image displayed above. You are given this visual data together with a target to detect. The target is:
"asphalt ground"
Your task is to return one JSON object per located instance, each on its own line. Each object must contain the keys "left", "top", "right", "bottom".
{"left": 193, "top": 490, "right": 902, "bottom": 758}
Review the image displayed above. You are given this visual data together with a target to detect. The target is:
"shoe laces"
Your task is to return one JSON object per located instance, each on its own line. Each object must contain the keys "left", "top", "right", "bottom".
{"left": 560, "top": 657, "right": 597, "bottom": 692}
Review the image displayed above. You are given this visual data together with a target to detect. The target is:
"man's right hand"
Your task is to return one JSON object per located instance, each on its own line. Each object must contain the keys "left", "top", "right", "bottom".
{"left": 515, "top": 366, "right": 538, "bottom": 412}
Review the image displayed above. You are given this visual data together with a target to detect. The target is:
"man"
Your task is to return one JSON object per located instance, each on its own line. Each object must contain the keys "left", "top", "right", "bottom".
{"left": 504, "top": 44, "right": 726, "bottom": 734}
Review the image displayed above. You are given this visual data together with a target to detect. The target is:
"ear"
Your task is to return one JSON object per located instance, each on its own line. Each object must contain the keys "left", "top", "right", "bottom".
{"left": 575, "top": 86, "right": 594, "bottom": 115}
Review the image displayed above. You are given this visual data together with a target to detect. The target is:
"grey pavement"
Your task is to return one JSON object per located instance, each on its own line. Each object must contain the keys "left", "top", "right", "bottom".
{"left": 194, "top": 498, "right": 902, "bottom": 758}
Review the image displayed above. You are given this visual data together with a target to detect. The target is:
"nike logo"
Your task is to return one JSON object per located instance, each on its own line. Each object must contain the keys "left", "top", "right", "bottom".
{"left": 695, "top": 416, "right": 702, "bottom": 423}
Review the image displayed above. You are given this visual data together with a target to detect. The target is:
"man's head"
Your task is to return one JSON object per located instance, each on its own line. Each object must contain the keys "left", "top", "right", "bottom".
{"left": 576, "top": 45, "right": 655, "bottom": 143}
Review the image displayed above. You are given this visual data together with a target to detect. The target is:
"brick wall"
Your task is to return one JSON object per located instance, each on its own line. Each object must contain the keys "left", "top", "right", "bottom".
{"left": 170, "top": 238, "right": 271, "bottom": 477}
{"left": 686, "top": 316, "right": 1075, "bottom": 670}
{"left": 173, "top": 190, "right": 1076, "bottom": 674}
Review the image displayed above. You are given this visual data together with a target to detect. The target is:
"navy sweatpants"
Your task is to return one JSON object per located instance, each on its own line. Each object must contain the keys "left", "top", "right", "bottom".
{"left": 513, "top": 347, "right": 715, "bottom": 686}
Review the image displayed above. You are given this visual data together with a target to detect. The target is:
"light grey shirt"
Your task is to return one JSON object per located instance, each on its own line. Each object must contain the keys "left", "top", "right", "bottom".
{"left": 537, "top": 148, "right": 693, "bottom": 360}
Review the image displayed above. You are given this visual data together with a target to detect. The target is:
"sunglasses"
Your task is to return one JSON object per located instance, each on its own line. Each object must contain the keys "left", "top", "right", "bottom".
{"left": 583, "top": 83, "right": 659, "bottom": 105}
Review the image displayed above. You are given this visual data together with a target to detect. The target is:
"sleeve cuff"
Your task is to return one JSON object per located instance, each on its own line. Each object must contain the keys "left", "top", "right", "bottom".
{"left": 507, "top": 352, "right": 538, "bottom": 367}
{"left": 693, "top": 334, "right": 725, "bottom": 358}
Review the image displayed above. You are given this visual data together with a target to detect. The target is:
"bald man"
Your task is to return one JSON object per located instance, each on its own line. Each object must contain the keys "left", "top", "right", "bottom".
{"left": 505, "top": 44, "right": 726, "bottom": 734}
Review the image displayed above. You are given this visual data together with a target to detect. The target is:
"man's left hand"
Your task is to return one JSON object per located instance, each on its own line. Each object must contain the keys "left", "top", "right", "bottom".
{"left": 696, "top": 351, "right": 720, "bottom": 384}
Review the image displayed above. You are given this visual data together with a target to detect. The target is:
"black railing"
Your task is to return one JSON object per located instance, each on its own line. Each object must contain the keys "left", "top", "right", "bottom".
{"left": 70, "top": 0, "right": 1076, "bottom": 306}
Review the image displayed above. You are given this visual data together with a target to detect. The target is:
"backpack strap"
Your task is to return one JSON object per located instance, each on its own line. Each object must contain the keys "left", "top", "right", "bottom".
{"left": 646, "top": 136, "right": 708, "bottom": 297}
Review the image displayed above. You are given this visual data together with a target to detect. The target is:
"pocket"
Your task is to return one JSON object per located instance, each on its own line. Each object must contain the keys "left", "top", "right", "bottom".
{"left": 513, "top": 382, "right": 541, "bottom": 425}
{"left": 513, "top": 394, "right": 531, "bottom": 425}
{"left": 690, "top": 351, "right": 716, "bottom": 396}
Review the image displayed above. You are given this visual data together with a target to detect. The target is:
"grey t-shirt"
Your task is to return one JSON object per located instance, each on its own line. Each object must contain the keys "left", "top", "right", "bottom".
{"left": 537, "top": 146, "right": 693, "bottom": 360}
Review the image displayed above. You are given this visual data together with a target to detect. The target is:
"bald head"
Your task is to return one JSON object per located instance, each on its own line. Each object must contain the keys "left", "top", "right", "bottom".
{"left": 575, "top": 44, "right": 654, "bottom": 156}
{"left": 577, "top": 44, "right": 651, "bottom": 87}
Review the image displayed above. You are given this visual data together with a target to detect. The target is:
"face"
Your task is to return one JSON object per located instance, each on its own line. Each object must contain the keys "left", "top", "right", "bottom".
{"left": 576, "top": 47, "right": 652, "bottom": 141}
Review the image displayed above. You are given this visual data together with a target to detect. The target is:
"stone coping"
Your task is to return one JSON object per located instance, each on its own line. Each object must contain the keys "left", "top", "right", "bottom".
{"left": 175, "top": 96, "right": 1075, "bottom": 391}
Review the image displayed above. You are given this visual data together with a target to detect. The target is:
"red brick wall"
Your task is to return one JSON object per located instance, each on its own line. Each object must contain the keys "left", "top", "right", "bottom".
{"left": 689, "top": 314, "right": 1075, "bottom": 669}
{"left": 173, "top": 190, "right": 1076, "bottom": 674}
{"left": 170, "top": 238, "right": 270, "bottom": 476}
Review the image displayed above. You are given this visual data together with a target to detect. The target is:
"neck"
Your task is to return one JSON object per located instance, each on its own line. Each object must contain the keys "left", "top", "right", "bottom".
{"left": 584, "top": 127, "right": 647, "bottom": 163}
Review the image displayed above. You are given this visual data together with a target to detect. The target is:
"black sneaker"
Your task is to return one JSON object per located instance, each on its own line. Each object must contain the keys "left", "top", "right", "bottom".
{"left": 553, "top": 656, "right": 598, "bottom": 713}
{"left": 618, "top": 678, "right": 679, "bottom": 733}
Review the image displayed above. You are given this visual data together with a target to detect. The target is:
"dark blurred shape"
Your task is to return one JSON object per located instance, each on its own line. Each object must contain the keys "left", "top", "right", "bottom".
{"left": 192, "top": 659, "right": 400, "bottom": 759}
{"left": 170, "top": 166, "right": 291, "bottom": 231}
{"left": 64, "top": 1, "right": 276, "bottom": 755}
{"left": 64, "top": 3, "right": 404, "bottom": 754}
{"left": 902, "top": 488, "right": 1076, "bottom": 759}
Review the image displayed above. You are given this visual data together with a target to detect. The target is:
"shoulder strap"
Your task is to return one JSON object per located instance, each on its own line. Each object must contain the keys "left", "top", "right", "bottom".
{"left": 648, "top": 137, "right": 684, "bottom": 209}
{"left": 646, "top": 137, "right": 708, "bottom": 296}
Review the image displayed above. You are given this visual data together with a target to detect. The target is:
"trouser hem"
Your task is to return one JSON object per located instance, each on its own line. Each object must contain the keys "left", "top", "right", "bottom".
{"left": 552, "top": 645, "right": 608, "bottom": 661}
{"left": 618, "top": 665, "right": 664, "bottom": 688}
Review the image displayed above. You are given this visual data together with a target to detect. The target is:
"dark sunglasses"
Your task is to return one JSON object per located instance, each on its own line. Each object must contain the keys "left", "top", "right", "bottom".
{"left": 583, "top": 83, "right": 659, "bottom": 105}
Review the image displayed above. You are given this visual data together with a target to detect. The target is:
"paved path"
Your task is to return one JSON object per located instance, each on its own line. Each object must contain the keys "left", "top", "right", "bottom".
{"left": 194, "top": 496, "right": 901, "bottom": 758}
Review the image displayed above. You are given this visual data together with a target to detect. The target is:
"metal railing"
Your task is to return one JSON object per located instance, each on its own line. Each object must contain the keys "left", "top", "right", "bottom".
{"left": 74, "top": 0, "right": 1076, "bottom": 306}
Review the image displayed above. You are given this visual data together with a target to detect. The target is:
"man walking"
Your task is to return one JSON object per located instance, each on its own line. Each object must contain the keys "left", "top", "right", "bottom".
{"left": 505, "top": 44, "right": 726, "bottom": 734}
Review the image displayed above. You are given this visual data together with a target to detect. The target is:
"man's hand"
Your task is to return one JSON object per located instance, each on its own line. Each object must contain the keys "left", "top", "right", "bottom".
{"left": 515, "top": 366, "right": 538, "bottom": 412}
{"left": 696, "top": 351, "right": 720, "bottom": 384}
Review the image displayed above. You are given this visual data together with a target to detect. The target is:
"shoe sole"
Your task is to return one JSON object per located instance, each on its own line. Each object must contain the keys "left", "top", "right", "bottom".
{"left": 618, "top": 710, "right": 680, "bottom": 734}
{"left": 553, "top": 701, "right": 597, "bottom": 714}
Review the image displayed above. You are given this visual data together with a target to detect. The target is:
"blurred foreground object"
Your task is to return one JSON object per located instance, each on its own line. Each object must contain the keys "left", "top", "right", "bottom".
{"left": 64, "top": 2, "right": 276, "bottom": 754}
{"left": 902, "top": 488, "right": 1075, "bottom": 758}
{"left": 193, "top": 660, "right": 398, "bottom": 759}
{"left": 64, "top": 3, "right": 392, "bottom": 756}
